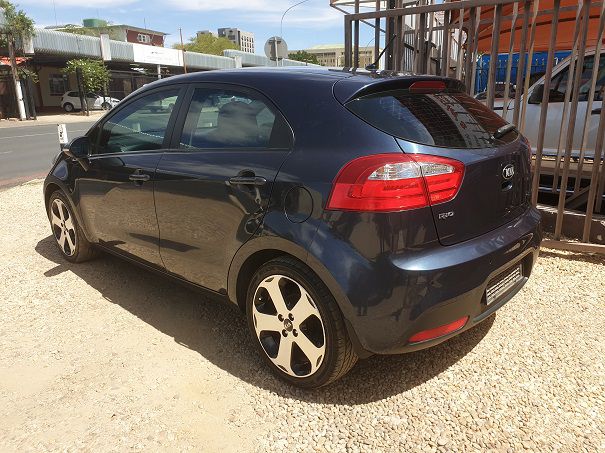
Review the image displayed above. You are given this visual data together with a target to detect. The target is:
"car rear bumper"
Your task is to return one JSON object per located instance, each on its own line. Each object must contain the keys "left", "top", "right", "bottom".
{"left": 310, "top": 206, "right": 542, "bottom": 356}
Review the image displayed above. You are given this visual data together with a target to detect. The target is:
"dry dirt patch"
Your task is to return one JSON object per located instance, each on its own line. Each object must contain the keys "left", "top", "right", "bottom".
{"left": 0, "top": 180, "right": 604, "bottom": 452}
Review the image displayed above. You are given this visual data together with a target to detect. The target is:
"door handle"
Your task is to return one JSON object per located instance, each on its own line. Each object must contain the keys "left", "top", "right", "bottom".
{"left": 228, "top": 176, "right": 267, "bottom": 186}
{"left": 129, "top": 172, "right": 150, "bottom": 183}
{"left": 592, "top": 108, "right": 602, "bottom": 115}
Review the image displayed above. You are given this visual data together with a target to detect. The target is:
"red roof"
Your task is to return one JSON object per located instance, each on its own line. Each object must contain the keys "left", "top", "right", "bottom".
{"left": 0, "top": 57, "right": 28, "bottom": 66}
{"left": 451, "top": 1, "right": 604, "bottom": 53}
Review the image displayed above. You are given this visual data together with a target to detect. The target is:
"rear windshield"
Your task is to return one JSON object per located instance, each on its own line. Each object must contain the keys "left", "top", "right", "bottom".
{"left": 346, "top": 89, "right": 517, "bottom": 149}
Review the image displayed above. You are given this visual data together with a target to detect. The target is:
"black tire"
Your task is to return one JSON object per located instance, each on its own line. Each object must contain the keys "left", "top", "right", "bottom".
{"left": 101, "top": 102, "right": 111, "bottom": 110}
{"left": 246, "top": 256, "right": 357, "bottom": 388}
{"left": 47, "top": 191, "right": 97, "bottom": 263}
{"left": 63, "top": 103, "right": 74, "bottom": 112}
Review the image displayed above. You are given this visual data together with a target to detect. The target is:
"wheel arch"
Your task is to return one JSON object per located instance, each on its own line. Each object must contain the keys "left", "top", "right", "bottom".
{"left": 228, "top": 235, "right": 310, "bottom": 312}
{"left": 228, "top": 235, "right": 371, "bottom": 358}
{"left": 44, "top": 177, "right": 95, "bottom": 243}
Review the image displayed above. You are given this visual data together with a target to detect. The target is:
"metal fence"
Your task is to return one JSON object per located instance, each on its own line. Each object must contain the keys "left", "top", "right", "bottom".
{"left": 336, "top": 0, "right": 605, "bottom": 252}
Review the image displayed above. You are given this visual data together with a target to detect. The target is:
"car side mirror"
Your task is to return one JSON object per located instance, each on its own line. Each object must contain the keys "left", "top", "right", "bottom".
{"left": 63, "top": 136, "right": 89, "bottom": 158}
{"left": 63, "top": 136, "right": 90, "bottom": 170}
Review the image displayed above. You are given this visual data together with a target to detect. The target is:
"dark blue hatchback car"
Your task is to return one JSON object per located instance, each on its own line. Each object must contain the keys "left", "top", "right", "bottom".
{"left": 44, "top": 67, "right": 541, "bottom": 387}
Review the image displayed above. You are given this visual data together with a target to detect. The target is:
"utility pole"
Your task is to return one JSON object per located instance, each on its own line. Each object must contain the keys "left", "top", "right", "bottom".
{"left": 179, "top": 28, "right": 187, "bottom": 73}
{"left": 7, "top": 32, "right": 26, "bottom": 120}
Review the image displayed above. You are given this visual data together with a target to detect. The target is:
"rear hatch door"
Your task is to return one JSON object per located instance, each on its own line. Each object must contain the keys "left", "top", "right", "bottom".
{"left": 340, "top": 77, "right": 531, "bottom": 245}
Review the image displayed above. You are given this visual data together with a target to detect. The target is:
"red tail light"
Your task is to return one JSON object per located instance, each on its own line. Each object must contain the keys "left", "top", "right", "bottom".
{"left": 326, "top": 154, "right": 464, "bottom": 212}
{"left": 408, "top": 316, "right": 469, "bottom": 344}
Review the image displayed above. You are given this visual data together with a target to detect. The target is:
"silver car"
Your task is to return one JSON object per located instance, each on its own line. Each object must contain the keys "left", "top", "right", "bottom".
{"left": 502, "top": 49, "right": 605, "bottom": 159}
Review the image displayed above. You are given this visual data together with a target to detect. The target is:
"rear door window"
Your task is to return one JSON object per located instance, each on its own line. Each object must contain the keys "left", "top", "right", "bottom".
{"left": 346, "top": 89, "right": 516, "bottom": 149}
{"left": 178, "top": 87, "right": 292, "bottom": 150}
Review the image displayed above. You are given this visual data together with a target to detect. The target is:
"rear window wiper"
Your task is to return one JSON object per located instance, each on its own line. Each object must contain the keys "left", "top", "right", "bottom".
{"left": 492, "top": 123, "right": 517, "bottom": 140}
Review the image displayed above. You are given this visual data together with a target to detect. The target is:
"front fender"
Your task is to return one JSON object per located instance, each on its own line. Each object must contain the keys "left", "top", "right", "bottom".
{"left": 44, "top": 166, "right": 95, "bottom": 244}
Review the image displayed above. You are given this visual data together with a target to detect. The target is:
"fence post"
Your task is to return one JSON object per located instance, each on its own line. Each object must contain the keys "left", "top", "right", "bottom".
{"left": 512, "top": 1, "right": 531, "bottom": 126}
{"left": 552, "top": 3, "right": 584, "bottom": 193}
{"left": 554, "top": 0, "right": 591, "bottom": 240}
{"left": 486, "top": 4, "right": 503, "bottom": 110}
{"left": 501, "top": 2, "right": 519, "bottom": 119}
{"left": 531, "top": 0, "right": 560, "bottom": 206}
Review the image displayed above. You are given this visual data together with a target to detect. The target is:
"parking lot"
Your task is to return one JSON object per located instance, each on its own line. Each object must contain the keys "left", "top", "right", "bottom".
{"left": 0, "top": 180, "right": 603, "bottom": 452}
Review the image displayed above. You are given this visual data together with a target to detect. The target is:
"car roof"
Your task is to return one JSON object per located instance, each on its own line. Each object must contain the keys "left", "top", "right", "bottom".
{"left": 141, "top": 66, "right": 462, "bottom": 103}
{"left": 146, "top": 66, "right": 408, "bottom": 90}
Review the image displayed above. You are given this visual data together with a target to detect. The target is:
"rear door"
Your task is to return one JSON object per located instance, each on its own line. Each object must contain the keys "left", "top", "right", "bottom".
{"left": 345, "top": 84, "right": 531, "bottom": 245}
{"left": 154, "top": 84, "right": 293, "bottom": 291}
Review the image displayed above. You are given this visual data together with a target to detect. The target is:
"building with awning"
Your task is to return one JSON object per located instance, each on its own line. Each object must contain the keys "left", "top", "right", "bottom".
{"left": 1, "top": 26, "right": 313, "bottom": 116}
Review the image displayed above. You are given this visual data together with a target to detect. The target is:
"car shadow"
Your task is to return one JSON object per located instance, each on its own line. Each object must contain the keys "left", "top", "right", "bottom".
{"left": 35, "top": 235, "right": 494, "bottom": 405}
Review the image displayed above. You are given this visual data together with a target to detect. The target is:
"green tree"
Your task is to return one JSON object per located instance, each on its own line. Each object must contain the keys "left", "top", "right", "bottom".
{"left": 1, "top": 0, "right": 35, "bottom": 119}
{"left": 173, "top": 33, "right": 238, "bottom": 56}
{"left": 287, "top": 50, "right": 319, "bottom": 65}
{"left": 63, "top": 59, "right": 110, "bottom": 115}
{"left": 63, "top": 59, "right": 110, "bottom": 93}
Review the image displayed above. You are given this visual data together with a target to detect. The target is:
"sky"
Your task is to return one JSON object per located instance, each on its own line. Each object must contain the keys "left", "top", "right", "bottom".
{"left": 18, "top": 0, "right": 377, "bottom": 54}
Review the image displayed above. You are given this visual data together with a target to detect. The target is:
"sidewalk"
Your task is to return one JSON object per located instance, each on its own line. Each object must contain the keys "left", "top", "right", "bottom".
{"left": 0, "top": 111, "right": 105, "bottom": 129}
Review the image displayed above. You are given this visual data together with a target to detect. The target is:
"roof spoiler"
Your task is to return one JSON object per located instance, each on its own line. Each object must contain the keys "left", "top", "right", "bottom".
{"left": 335, "top": 76, "right": 467, "bottom": 103}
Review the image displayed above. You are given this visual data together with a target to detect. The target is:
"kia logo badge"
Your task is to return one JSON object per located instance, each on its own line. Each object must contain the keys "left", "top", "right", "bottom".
{"left": 502, "top": 164, "right": 515, "bottom": 180}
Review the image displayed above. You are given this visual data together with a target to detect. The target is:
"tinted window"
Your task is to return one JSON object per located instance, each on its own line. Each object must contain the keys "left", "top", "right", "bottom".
{"left": 545, "top": 54, "right": 605, "bottom": 102}
{"left": 179, "top": 88, "right": 291, "bottom": 149}
{"left": 347, "top": 89, "right": 515, "bottom": 149}
{"left": 475, "top": 85, "right": 515, "bottom": 101}
{"left": 96, "top": 89, "right": 179, "bottom": 154}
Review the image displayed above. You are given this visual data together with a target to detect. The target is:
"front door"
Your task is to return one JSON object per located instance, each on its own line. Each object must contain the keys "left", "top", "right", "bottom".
{"left": 76, "top": 87, "right": 183, "bottom": 268}
{"left": 154, "top": 84, "right": 293, "bottom": 291}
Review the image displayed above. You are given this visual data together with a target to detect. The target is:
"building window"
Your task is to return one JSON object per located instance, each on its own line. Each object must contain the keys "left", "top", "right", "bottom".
{"left": 137, "top": 33, "right": 151, "bottom": 43}
{"left": 49, "top": 74, "right": 68, "bottom": 96}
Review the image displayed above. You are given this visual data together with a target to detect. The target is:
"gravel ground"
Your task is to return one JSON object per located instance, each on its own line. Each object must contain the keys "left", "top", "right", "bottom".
{"left": 1, "top": 180, "right": 604, "bottom": 452}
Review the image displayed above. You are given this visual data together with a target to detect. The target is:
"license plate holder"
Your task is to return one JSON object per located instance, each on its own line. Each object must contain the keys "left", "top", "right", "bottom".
{"left": 485, "top": 264, "right": 523, "bottom": 306}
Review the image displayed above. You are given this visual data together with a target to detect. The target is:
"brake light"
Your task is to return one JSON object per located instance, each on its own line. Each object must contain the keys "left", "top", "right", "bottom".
{"left": 409, "top": 80, "right": 447, "bottom": 93}
{"left": 326, "top": 154, "right": 464, "bottom": 212}
{"left": 408, "top": 316, "right": 469, "bottom": 344}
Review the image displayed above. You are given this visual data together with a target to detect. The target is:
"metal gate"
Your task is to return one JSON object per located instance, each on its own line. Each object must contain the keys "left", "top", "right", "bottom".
{"left": 335, "top": 0, "right": 605, "bottom": 252}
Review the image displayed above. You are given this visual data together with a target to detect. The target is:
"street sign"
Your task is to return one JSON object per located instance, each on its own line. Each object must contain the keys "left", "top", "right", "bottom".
{"left": 57, "top": 124, "right": 68, "bottom": 146}
{"left": 264, "top": 36, "right": 288, "bottom": 61}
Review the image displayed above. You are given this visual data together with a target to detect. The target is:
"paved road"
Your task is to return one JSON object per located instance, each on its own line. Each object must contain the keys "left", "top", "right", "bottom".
{"left": 0, "top": 121, "right": 95, "bottom": 188}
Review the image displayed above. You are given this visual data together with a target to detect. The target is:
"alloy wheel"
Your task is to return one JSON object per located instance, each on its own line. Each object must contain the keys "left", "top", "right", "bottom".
{"left": 50, "top": 198, "right": 77, "bottom": 257}
{"left": 252, "top": 274, "right": 326, "bottom": 377}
